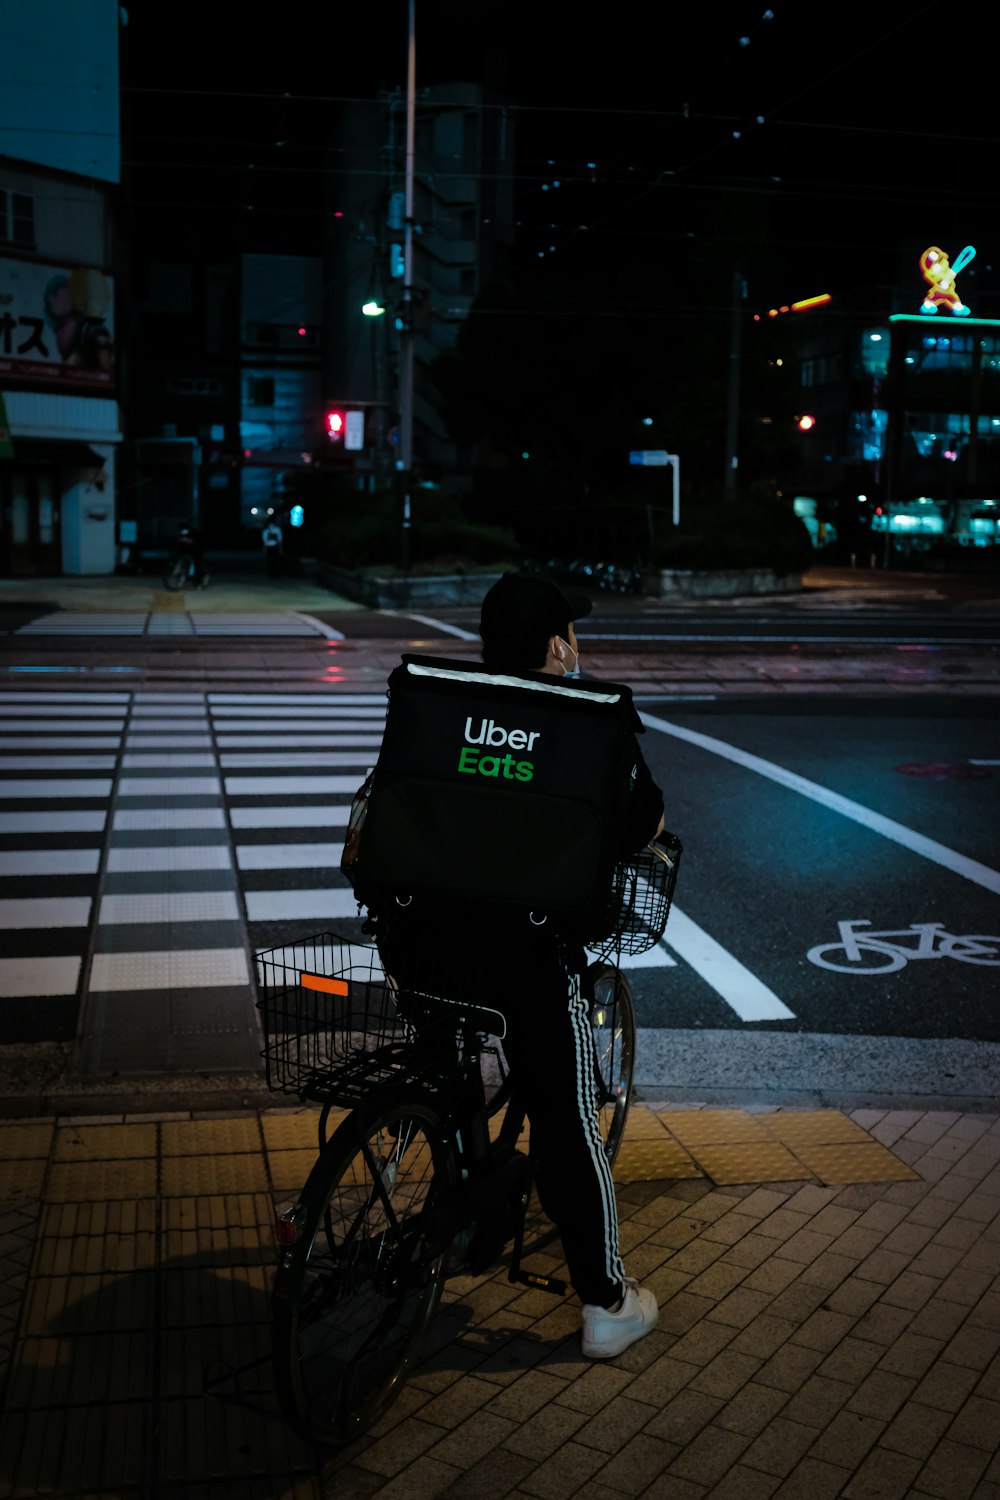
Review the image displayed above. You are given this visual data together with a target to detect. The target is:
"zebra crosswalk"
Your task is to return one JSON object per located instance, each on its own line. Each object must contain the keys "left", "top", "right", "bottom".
{"left": 13, "top": 611, "right": 341, "bottom": 638}
{"left": 0, "top": 687, "right": 678, "bottom": 1068}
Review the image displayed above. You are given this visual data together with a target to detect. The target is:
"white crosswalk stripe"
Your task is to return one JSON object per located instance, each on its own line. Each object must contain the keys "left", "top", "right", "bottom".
{"left": 0, "top": 686, "right": 692, "bottom": 1054}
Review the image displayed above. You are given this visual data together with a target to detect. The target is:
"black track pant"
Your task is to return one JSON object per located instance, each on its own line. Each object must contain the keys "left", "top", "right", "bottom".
{"left": 500, "top": 940, "right": 626, "bottom": 1309}
{"left": 378, "top": 910, "right": 626, "bottom": 1309}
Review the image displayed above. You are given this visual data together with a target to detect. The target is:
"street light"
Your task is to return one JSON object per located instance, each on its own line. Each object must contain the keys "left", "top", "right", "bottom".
{"left": 362, "top": 300, "right": 385, "bottom": 317}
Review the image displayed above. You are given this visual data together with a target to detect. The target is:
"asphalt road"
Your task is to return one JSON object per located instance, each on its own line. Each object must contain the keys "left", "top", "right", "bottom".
{"left": 0, "top": 571, "right": 997, "bottom": 1111}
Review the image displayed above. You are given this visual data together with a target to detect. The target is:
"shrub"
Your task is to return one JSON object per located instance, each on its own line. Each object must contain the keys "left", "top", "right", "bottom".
{"left": 314, "top": 488, "right": 517, "bottom": 573}
{"left": 652, "top": 495, "right": 812, "bottom": 572}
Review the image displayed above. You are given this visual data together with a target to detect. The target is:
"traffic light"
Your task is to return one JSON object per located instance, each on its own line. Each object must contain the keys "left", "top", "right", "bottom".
{"left": 325, "top": 409, "right": 346, "bottom": 442}
{"left": 796, "top": 414, "right": 817, "bottom": 431}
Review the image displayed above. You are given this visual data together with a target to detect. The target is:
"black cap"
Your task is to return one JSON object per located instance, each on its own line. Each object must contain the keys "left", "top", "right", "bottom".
{"left": 479, "top": 572, "right": 592, "bottom": 643}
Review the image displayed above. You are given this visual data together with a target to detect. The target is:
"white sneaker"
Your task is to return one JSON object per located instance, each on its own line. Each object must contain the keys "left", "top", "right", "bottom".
{"left": 581, "top": 1278, "right": 659, "bottom": 1359}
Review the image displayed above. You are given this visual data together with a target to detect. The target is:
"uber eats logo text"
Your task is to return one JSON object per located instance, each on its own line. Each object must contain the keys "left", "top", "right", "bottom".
{"left": 458, "top": 716, "right": 539, "bottom": 782}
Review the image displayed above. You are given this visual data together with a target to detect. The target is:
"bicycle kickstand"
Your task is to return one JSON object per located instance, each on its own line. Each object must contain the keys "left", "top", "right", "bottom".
{"left": 507, "top": 1191, "right": 567, "bottom": 1296}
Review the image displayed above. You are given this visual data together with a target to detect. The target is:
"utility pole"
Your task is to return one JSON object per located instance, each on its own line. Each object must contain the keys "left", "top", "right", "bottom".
{"left": 397, "top": 0, "right": 416, "bottom": 570}
{"left": 724, "top": 267, "right": 745, "bottom": 499}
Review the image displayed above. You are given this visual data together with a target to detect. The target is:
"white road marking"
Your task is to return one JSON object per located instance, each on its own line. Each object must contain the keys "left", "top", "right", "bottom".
{"left": 219, "top": 751, "right": 375, "bottom": 769}
{"left": 0, "top": 849, "right": 101, "bottom": 876}
{"left": 235, "top": 842, "right": 343, "bottom": 870}
{"left": 640, "top": 711, "right": 1000, "bottom": 897}
{"left": 0, "top": 811, "right": 106, "bottom": 833}
{"left": 0, "top": 897, "right": 91, "bottom": 928}
{"left": 105, "top": 846, "right": 232, "bottom": 873}
{"left": 0, "top": 737, "right": 121, "bottom": 750}
{"left": 99, "top": 891, "right": 241, "bottom": 924}
{"left": 0, "top": 692, "right": 129, "bottom": 703}
{"left": 209, "top": 693, "right": 385, "bottom": 705}
{"left": 228, "top": 805, "right": 350, "bottom": 829}
{"left": 117, "top": 776, "right": 221, "bottom": 797}
{"left": 224, "top": 775, "right": 362, "bottom": 796}
{"left": 389, "top": 611, "right": 479, "bottom": 641}
{"left": 0, "top": 755, "right": 117, "bottom": 771}
{"left": 289, "top": 612, "right": 346, "bottom": 640}
{"left": 0, "top": 779, "right": 112, "bottom": 799}
{"left": 662, "top": 906, "right": 796, "bottom": 1020}
{"left": 0, "top": 955, "right": 80, "bottom": 996}
{"left": 213, "top": 732, "right": 383, "bottom": 747}
{"left": 113, "top": 808, "right": 226, "bottom": 831}
{"left": 89, "top": 948, "right": 250, "bottom": 991}
{"left": 121, "top": 754, "right": 217, "bottom": 769}
{"left": 245, "top": 887, "right": 361, "bottom": 922}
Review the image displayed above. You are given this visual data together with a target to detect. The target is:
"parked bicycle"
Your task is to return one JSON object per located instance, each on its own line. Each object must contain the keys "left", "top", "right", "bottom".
{"left": 162, "top": 526, "right": 209, "bottom": 591}
{"left": 254, "top": 835, "right": 681, "bottom": 1446}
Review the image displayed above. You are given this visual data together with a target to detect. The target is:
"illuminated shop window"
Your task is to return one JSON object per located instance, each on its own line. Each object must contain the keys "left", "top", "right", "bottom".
{"left": 856, "top": 329, "right": 890, "bottom": 378}
{"left": 906, "top": 413, "right": 969, "bottom": 457}
{"left": 847, "top": 409, "right": 888, "bottom": 462}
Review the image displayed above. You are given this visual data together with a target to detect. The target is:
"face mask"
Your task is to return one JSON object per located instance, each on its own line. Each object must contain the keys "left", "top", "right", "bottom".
{"left": 559, "top": 642, "right": 581, "bottom": 679}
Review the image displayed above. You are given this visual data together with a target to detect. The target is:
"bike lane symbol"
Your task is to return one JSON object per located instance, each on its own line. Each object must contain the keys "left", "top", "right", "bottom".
{"left": 807, "top": 920, "right": 1000, "bottom": 974}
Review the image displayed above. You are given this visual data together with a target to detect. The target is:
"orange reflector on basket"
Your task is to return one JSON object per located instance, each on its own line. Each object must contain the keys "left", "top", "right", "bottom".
{"left": 300, "top": 973, "right": 349, "bottom": 996}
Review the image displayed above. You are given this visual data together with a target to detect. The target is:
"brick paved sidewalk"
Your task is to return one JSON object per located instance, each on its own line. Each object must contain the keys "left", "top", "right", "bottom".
{"left": 0, "top": 1101, "right": 998, "bottom": 1499}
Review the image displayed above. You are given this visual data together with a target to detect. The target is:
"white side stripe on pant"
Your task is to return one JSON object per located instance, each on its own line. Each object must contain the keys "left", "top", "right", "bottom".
{"left": 568, "top": 970, "right": 625, "bottom": 1291}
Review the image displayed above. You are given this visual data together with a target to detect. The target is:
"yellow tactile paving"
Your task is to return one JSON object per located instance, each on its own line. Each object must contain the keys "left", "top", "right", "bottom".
{"left": 684, "top": 1140, "right": 810, "bottom": 1185}
{"left": 267, "top": 1147, "right": 321, "bottom": 1195}
{"left": 261, "top": 1111, "right": 327, "bottom": 1151}
{"left": 161, "top": 1117, "right": 261, "bottom": 1156}
{"left": 760, "top": 1110, "right": 875, "bottom": 1146}
{"left": 8, "top": 1330, "right": 152, "bottom": 1407}
{"left": 53, "top": 1122, "right": 157, "bottom": 1161}
{"left": 22, "top": 1270, "right": 154, "bottom": 1337}
{"left": 621, "top": 1105, "right": 674, "bottom": 1139}
{"left": 162, "top": 1193, "right": 274, "bottom": 1261}
{"left": 34, "top": 1223, "right": 157, "bottom": 1276}
{"left": 0, "top": 1158, "right": 46, "bottom": 1199}
{"left": 792, "top": 1141, "right": 921, "bottom": 1184}
{"left": 39, "top": 1199, "right": 156, "bottom": 1240}
{"left": 160, "top": 1263, "right": 271, "bottom": 1330}
{"left": 614, "top": 1138, "right": 704, "bottom": 1185}
{"left": 45, "top": 1159, "right": 157, "bottom": 1202}
{"left": 658, "top": 1109, "right": 775, "bottom": 1146}
{"left": 160, "top": 1153, "right": 268, "bottom": 1197}
{"left": 0, "top": 1122, "right": 54, "bottom": 1159}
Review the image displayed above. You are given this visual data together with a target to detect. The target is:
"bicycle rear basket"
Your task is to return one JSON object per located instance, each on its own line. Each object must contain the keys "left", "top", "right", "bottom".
{"left": 586, "top": 833, "right": 682, "bottom": 960}
{"left": 255, "top": 931, "right": 409, "bottom": 1103}
{"left": 254, "top": 929, "right": 508, "bottom": 1105}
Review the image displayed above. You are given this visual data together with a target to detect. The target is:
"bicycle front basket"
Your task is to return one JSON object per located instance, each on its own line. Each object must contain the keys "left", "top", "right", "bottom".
{"left": 586, "top": 833, "right": 682, "bottom": 960}
{"left": 254, "top": 930, "right": 407, "bottom": 1103}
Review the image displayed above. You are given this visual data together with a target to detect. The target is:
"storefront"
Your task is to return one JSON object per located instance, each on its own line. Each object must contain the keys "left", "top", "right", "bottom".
{"left": 0, "top": 257, "right": 120, "bottom": 576}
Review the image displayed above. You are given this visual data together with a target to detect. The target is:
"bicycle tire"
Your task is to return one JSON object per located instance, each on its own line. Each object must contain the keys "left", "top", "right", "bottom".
{"left": 162, "top": 557, "right": 187, "bottom": 591}
{"left": 588, "top": 961, "right": 636, "bottom": 1167}
{"left": 272, "top": 1095, "right": 454, "bottom": 1447}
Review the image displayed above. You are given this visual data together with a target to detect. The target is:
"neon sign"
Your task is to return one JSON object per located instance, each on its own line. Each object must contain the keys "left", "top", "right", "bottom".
{"left": 919, "top": 244, "right": 975, "bottom": 316}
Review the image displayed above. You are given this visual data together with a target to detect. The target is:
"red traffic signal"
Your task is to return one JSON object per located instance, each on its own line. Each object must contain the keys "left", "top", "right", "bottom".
{"left": 796, "top": 414, "right": 816, "bottom": 432}
{"left": 325, "top": 409, "right": 345, "bottom": 441}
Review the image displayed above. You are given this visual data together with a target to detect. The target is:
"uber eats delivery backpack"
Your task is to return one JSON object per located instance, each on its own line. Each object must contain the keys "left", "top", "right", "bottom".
{"left": 341, "top": 654, "right": 643, "bottom": 938}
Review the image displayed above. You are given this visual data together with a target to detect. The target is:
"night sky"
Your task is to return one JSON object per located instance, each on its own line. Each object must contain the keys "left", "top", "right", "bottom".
{"left": 119, "top": 0, "right": 998, "bottom": 317}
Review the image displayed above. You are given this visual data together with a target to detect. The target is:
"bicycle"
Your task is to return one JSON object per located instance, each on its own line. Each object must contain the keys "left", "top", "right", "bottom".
{"left": 807, "top": 919, "right": 1000, "bottom": 973}
{"left": 161, "top": 552, "right": 209, "bottom": 591}
{"left": 254, "top": 834, "right": 681, "bottom": 1447}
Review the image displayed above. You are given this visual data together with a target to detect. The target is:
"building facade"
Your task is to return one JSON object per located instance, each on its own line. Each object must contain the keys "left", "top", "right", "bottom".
{"left": 0, "top": 0, "right": 122, "bottom": 577}
{"left": 755, "top": 248, "right": 1000, "bottom": 562}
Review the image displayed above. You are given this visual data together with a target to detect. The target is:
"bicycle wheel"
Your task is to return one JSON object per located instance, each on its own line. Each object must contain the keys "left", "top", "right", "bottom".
{"left": 806, "top": 942, "right": 906, "bottom": 974}
{"left": 588, "top": 961, "right": 636, "bottom": 1167}
{"left": 162, "top": 556, "right": 187, "bottom": 591}
{"left": 272, "top": 1096, "right": 454, "bottom": 1447}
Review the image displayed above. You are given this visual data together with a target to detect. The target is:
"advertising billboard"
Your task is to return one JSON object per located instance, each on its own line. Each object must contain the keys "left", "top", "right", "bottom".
{"left": 0, "top": 259, "right": 115, "bottom": 389}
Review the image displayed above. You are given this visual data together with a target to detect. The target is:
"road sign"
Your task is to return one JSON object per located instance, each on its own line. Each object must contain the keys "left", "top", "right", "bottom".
{"left": 345, "top": 410, "right": 365, "bottom": 450}
{"left": 629, "top": 449, "right": 670, "bottom": 466}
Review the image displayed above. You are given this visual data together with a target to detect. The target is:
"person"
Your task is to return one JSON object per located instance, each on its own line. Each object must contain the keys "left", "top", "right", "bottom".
{"left": 377, "top": 572, "right": 665, "bottom": 1359}
{"left": 176, "top": 524, "right": 208, "bottom": 588}
{"left": 261, "top": 518, "right": 283, "bottom": 578}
